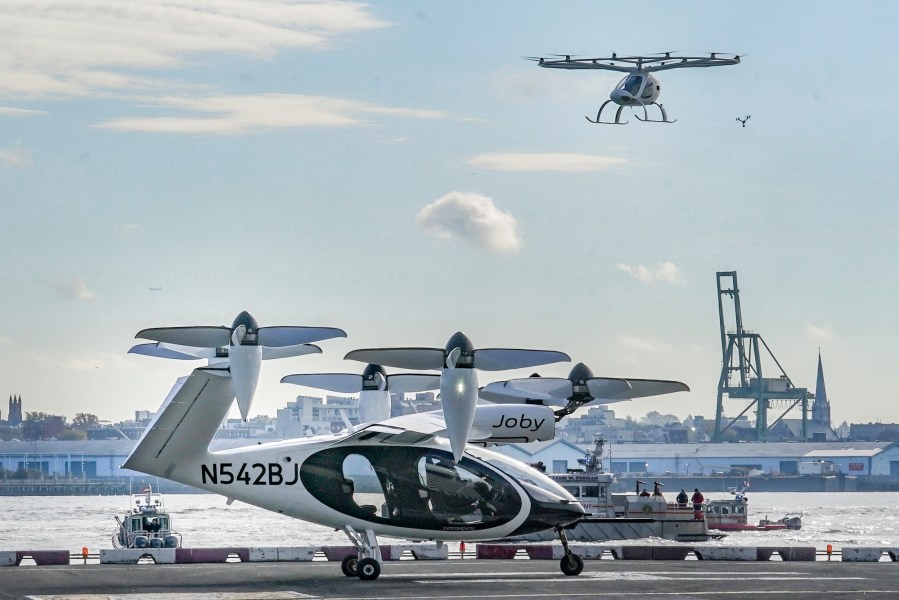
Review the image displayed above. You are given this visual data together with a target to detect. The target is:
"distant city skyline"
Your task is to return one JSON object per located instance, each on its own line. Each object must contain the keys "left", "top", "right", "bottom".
{"left": 3, "top": 2, "right": 898, "bottom": 425}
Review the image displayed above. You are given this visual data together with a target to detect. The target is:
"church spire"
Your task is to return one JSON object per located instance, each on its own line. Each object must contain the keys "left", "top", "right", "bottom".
{"left": 813, "top": 350, "right": 831, "bottom": 427}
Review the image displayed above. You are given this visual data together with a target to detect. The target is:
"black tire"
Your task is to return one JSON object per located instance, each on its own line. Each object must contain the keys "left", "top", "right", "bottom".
{"left": 357, "top": 557, "right": 381, "bottom": 581}
{"left": 560, "top": 553, "right": 584, "bottom": 576}
{"left": 340, "top": 555, "right": 358, "bottom": 577}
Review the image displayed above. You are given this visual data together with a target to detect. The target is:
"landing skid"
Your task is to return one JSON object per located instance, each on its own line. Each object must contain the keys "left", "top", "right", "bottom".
{"left": 585, "top": 100, "right": 627, "bottom": 125}
{"left": 634, "top": 102, "right": 676, "bottom": 123}
{"left": 586, "top": 100, "right": 676, "bottom": 125}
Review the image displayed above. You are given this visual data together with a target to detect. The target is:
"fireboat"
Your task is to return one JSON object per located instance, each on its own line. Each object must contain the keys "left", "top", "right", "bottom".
{"left": 704, "top": 485, "right": 802, "bottom": 532}
{"left": 517, "top": 436, "right": 712, "bottom": 542}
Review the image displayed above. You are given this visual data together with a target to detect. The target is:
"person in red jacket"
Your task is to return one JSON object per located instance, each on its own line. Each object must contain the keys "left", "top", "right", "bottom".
{"left": 691, "top": 488, "right": 704, "bottom": 510}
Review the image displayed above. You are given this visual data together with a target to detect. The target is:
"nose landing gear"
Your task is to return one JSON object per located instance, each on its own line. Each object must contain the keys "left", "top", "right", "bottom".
{"left": 556, "top": 526, "right": 584, "bottom": 576}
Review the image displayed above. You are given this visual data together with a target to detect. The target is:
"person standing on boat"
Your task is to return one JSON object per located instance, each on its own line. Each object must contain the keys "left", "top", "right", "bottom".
{"left": 676, "top": 489, "right": 689, "bottom": 508}
{"left": 691, "top": 488, "right": 704, "bottom": 511}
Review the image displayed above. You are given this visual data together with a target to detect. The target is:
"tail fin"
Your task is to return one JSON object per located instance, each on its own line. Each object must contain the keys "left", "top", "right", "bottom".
{"left": 123, "top": 367, "right": 234, "bottom": 482}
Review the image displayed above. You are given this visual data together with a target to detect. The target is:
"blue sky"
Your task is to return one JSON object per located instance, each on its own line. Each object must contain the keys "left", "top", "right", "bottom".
{"left": 2, "top": 1, "right": 897, "bottom": 427}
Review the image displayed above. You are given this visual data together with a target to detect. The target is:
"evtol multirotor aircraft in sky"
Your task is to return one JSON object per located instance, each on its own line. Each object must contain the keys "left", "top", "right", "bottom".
{"left": 530, "top": 52, "right": 741, "bottom": 124}
{"left": 124, "top": 313, "right": 688, "bottom": 580}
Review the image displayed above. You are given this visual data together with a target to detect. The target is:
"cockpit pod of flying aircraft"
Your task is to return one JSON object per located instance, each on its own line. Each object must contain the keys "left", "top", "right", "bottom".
{"left": 124, "top": 328, "right": 588, "bottom": 581}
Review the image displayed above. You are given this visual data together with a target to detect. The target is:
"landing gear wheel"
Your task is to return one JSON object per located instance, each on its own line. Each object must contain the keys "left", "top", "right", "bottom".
{"left": 340, "top": 555, "right": 358, "bottom": 577}
{"left": 357, "top": 557, "right": 381, "bottom": 580}
{"left": 560, "top": 553, "right": 584, "bottom": 576}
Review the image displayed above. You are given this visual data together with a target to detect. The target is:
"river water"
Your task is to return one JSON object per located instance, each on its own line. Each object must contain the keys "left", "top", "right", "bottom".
{"left": 1, "top": 492, "right": 897, "bottom": 553}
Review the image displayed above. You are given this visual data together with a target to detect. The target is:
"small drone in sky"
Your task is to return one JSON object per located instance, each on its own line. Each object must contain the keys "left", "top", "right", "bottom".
{"left": 736, "top": 115, "right": 751, "bottom": 127}
{"left": 529, "top": 52, "right": 741, "bottom": 124}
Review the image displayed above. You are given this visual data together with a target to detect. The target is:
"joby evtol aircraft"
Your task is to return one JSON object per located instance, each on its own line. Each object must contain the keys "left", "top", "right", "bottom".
{"left": 124, "top": 314, "right": 689, "bottom": 580}
{"left": 531, "top": 52, "right": 740, "bottom": 124}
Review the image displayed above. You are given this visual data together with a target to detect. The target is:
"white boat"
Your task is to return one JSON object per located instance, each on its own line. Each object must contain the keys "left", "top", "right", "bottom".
{"left": 516, "top": 437, "right": 712, "bottom": 542}
{"left": 113, "top": 486, "right": 182, "bottom": 549}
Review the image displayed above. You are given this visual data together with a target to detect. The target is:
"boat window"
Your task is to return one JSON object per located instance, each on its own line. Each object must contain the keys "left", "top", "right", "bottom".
{"left": 735, "top": 506, "right": 745, "bottom": 514}
{"left": 563, "top": 486, "right": 580, "bottom": 497}
{"left": 721, "top": 506, "right": 729, "bottom": 515}
{"left": 582, "top": 485, "right": 599, "bottom": 498}
{"left": 301, "top": 446, "right": 522, "bottom": 531}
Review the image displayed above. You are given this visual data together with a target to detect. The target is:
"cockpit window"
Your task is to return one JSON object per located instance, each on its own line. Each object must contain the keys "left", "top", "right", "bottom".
{"left": 465, "top": 446, "right": 578, "bottom": 503}
{"left": 301, "top": 446, "right": 522, "bottom": 531}
{"left": 619, "top": 74, "right": 644, "bottom": 95}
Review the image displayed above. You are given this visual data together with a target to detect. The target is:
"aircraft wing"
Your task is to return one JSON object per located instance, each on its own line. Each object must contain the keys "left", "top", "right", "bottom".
{"left": 332, "top": 411, "right": 446, "bottom": 448}
{"left": 332, "top": 404, "right": 555, "bottom": 448}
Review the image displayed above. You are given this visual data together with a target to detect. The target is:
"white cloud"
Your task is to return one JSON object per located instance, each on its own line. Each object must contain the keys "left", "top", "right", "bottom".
{"left": 807, "top": 322, "right": 835, "bottom": 341}
{"left": 116, "top": 222, "right": 140, "bottom": 237}
{"left": 416, "top": 192, "right": 521, "bottom": 254}
{"left": 0, "top": 145, "right": 32, "bottom": 167}
{"left": 494, "top": 67, "right": 621, "bottom": 101}
{"left": 617, "top": 261, "right": 683, "bottom": 284}
{"left": 94, "top": 93, "right": 449, "bottom": 134}
{"left": 54, "top": 279, "right": 94, "bottom": 301}
{"left": 617, "top": 335, "right": 671, "bottom": 354}
{"left": 466, "top": 152, "right": 627, "bottom": 173}
{"left": 25, "top": 350, "right": 140, "bottom": 372}
{"left": 0, "top": 105, "right": 44, "bottom": 116}
{"left": 0, "top": 1, "right": 389, "bottom": 99}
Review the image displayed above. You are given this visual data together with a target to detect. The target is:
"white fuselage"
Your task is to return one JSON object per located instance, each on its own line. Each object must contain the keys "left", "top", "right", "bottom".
{"left": 610, "top": 72, "right": 661, "bottom": 106}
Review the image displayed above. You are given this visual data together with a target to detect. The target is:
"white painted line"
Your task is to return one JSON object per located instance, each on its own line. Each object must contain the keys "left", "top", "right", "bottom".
{"left": 421, "top": 575, "right": 868, "bottom": 584}
{"left": 320, "top": 592, "right": 899, "bottom": 600}
{"left": 26, "top": 593, "right": 316, "bottom": 600}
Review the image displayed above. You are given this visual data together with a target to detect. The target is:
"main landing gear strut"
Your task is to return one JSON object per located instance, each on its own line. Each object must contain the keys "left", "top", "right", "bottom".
{"left": 341, "top": 526, "right": 382, "bottom": 580}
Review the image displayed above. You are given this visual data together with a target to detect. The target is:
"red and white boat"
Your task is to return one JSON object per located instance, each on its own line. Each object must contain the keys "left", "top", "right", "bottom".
{"left": 704, "top": 485, "right": 802, "bottom": 532}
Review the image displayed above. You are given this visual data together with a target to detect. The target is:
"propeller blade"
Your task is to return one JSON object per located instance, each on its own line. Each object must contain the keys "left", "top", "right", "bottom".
{"left": 473, "top": 349, "right": 570, "bottom": 371}
{"left": 157, "top": 342, "right": 219, "bottom": 359}
{"left": 611, "top": 378, "right": 690, "bottom": 399}
{"left": 258, "top": 326, "right": 346, "bottom": 347}
{"left": 585, "top": 377, "right": 633, "bottom": 400}
{"left": 445, "top": 347, "right": 462, "bottom": 369}
{"left": 505, "top": 377, "right": 573, "bottom": 399}
{"left": 345, "top": 348, "right": 445, "bottom": 370}
{"left": 386, "top": 374, "right": 442, "bottom": 393}
{"left": 281, "top": 373, "right": 363, "bottom": 393}
{"left": 231, "top": 324, "right": 247, "bottom": 346}
{"left": 261, "top": 344, "right": 322, "bottom": 360}
{"left": 128, "top": 343, "right": 201, "bottom": 361}
{"left": 585, "top": 377, "right": 688, "bottom": 400}
{"left": 479, "top": 381, "right": 564, "bottom": 406}
{"left": 135, "top": 326, "right": 230, "bottom": 348}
